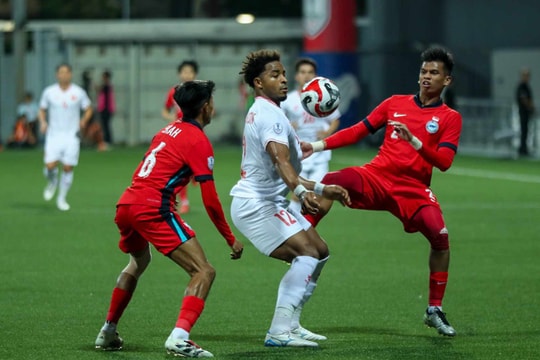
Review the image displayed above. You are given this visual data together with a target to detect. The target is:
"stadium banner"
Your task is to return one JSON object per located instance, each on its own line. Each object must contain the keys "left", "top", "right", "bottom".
{"left": 303, "top": 0, "right": 360, "bottom": 130}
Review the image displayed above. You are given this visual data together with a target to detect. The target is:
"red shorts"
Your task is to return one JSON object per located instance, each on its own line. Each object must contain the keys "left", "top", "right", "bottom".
{"left": 115, "top": 204, "right": 196, "bottom": 255}
{"left": 322, "top": 165, "right": 442, "bottom": 233}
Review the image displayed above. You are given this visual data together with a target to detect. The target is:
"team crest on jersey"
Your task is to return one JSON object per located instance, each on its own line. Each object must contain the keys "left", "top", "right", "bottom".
{"left": 426, "top": 120, "right": 439, "bottom": 134}
{"left": 273, "top": 122, "right": 283, "bottom": 134}
{"left": 207, "top": 156, "right": 214, "bottom": 171}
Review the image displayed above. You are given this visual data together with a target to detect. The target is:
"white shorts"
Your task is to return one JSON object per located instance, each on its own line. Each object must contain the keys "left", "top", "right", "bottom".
{"left": 230, "top": 196, "right": 312, "bottom": 256}
{"left": 44, "top": 135, "right": 80, "bottom": 166}
{"left": 300, "top": 159, "right": 329, "bottom": 183}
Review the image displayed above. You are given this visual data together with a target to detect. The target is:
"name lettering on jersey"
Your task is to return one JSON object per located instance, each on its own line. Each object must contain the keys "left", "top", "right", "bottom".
{"left": 245, "top": 112, "right": 255, "bottom": 124}
{"left": 273, "top": 122, "right": 283, "bottom": 134}
{"left": 161, "top": 124, "right": 182, "bottom": 138}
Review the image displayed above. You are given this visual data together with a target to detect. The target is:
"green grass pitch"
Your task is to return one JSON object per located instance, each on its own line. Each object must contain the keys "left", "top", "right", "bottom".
{"left": 1, "top": 145, "right": 539, "bottom": 359}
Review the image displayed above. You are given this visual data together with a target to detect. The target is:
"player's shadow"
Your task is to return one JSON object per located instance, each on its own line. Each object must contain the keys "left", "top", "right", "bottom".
{"left": 9, "top": 201, "right": 54, "bottom": 212}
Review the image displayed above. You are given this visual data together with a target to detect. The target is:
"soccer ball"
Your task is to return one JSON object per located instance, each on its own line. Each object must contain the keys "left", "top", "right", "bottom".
{"left": 300, "top": 76, "right": 340, "bottom": 117}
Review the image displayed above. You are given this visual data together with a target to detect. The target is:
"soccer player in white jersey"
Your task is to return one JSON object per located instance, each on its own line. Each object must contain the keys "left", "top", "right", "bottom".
{"left": 38, "top": 63, "right": 93, "bottom": 211}
{"left": 230, "top": 49, "right": 350, "bottom": 347}
{"left": 281, "top": 58, "right": 341, "bottom": 214}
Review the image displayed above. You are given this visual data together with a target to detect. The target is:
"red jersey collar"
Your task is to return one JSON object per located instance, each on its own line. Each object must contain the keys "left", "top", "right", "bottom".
{"left": 414, "top": 93, "right": 443, "bottom": 108}
{"left": 179, "top": 119, "right": 203, "bottom": 130}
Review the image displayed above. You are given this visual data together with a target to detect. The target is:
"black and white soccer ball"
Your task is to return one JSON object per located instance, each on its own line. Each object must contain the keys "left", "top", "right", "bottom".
{"left": 300, "top": 76, "right": 340, "bottom": 117}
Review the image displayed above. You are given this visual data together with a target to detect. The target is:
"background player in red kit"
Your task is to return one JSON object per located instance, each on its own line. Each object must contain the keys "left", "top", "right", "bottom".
{"left": 161, "top": 60, "right": 199, "bottom": 213}
{"left": 302, "top": 47, "right": 461, "bottom": 337}
{"left": 95, "top": 80, "right": 243, "bottom": 358}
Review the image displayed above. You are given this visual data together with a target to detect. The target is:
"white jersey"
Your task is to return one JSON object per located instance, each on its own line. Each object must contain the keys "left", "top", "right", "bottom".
{"left": 281, "top": 89, "right": 340, "bottom": 163}
{"left": 230, "top": 96, "right": 302, "bottom": 199}
{"left": 39, "top": 83, "right": 91, "bottom": 138}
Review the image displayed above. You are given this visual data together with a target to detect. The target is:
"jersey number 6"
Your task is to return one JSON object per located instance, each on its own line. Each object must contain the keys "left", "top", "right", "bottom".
{"left": 138, "top": 142, "right": 166, "bottom": 178}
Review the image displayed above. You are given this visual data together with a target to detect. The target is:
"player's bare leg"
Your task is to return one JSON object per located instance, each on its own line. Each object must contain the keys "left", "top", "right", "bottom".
{"left": 96, "top": 246, "right": 152, "bottom": 350}
{"left": 164, "top": 238, "right": 215, "bottom": 357}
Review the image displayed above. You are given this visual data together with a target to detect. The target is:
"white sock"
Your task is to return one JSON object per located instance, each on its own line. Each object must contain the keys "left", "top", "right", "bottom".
{"left": 291, "top": 256, "right": 329, "bottom": 329}
{"left": 58, "top": 171, "right": 74, "bottom": 200}
{"left": 101, "top": 321, "right": 117, "bottom": 333}
{"left": 44, "top": 167, "right": 59, "bottom": 185}
{"left": 268, "top": 256, "right": 318, "bottom": 334}
{"left": 171, "top": 327, "right": 190, "bottom": 340}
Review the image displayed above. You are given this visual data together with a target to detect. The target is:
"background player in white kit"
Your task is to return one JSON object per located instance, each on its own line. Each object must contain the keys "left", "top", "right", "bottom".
{"left": 230, "top": 49, "right": 350, "bottom": 347}
{"left": 281, "top": 58, "right": 341, "bottom": 214}
{"left": 38, "top": 63, "right": 93, "bottom": 211}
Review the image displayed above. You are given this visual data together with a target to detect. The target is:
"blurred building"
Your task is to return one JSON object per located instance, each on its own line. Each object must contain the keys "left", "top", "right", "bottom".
{"left": 0, "top": 0, "right": 539, "bottom": 156}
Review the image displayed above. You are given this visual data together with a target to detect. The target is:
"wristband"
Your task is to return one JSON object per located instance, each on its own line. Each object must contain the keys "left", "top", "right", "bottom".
{"left": 410, "top": 136, "right": 423, "bottom": 150}
{"left": 293, "top": 184, "right": 308, "bottom": 200}
{"left": 314, "top": 182, "right": 325, "bottom": 195}
{"left": 311, "top": 140, "right": 325, "bottom": 153}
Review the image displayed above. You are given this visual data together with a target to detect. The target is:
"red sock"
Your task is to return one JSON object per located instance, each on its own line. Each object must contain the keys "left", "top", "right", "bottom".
{"left": 304, "top": 213, "right": 323, "bottom": 227}
{"left": 106, "top": 287, "right": 134, "bottom": 324}
{"left": 429, "top": 271, "right": 448, "bottom": 307}
{"left": 175, "top": 296, "right": 205, "bottom": 332}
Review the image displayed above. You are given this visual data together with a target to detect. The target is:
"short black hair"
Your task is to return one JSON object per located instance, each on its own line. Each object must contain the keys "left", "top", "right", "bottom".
{"left": 239, "top": 49, "right": 281, "bottom": 88}
{"left": 173, "top": 80, "right": 215, "bottom": 120}
{"left": 178, "top": 60, "right": 199, "bottom": 74}
{"left": 295, "top": 57, "right": 317, "bottom": 73}
{"left": 56, "top": 63, "right": 72, "bottom": 72}
{"left": 421, "top": 47, "right": 454, "bottom": 75}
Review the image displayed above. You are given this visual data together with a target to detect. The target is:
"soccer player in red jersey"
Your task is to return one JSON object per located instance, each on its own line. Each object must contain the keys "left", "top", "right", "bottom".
{"left": 302, "top": 47, "right": 460, "bottom": 337}
{"left": 161, "top": 60, "right": 199, "bottom": 214}
{"left": 95, "top": 80, "right": 244, "bottom": 357}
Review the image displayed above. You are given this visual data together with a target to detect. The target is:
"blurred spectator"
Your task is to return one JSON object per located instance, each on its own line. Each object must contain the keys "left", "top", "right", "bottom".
{"left": 16, "top": 91, "right": 39, "bottom": 141}
{"left": 81, "top": 68, "right": 108, "bottom": 151}
{"left": 97, "top": 70, "right": 116, "bottom": 145}
{"left": 516, "top": 68, "right": 535, "bottom": 156}
{"left": 7, "top": 114, "right": 37, "bottom": 149}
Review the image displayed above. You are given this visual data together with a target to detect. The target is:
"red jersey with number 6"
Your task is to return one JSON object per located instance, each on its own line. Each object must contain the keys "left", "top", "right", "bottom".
{"left": 118, "top": 119, "right": 214, "bottom": 211}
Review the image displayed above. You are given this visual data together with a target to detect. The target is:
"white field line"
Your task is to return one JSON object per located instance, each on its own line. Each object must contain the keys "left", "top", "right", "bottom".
{"left": 443, "top": 202, "right": 540, "bottom": 210}
{"left": 445, "top": 167, "right": 540, "bottom": 184}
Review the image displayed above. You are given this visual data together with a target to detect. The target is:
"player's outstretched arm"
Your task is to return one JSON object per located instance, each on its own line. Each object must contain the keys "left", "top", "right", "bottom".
{"left": 298, "top": 177, "right": 351, "bottom": 207}
{"left": 199, "top": 180, "right": 243, "bottom": 260}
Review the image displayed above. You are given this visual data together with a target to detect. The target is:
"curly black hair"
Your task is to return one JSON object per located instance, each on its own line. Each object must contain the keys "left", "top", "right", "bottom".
{"left": 239, "top": 49, "right": 281, "bottom": 88}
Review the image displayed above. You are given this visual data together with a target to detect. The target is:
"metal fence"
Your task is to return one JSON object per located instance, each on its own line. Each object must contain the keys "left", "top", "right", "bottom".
{"left": 456, "top": 97, "right": 538, "bottom": 159}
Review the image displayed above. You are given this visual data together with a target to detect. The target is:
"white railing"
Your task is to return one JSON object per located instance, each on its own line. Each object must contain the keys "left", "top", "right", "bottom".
{"left": 456, "top": 97, "right": 538, "bottom": 159}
